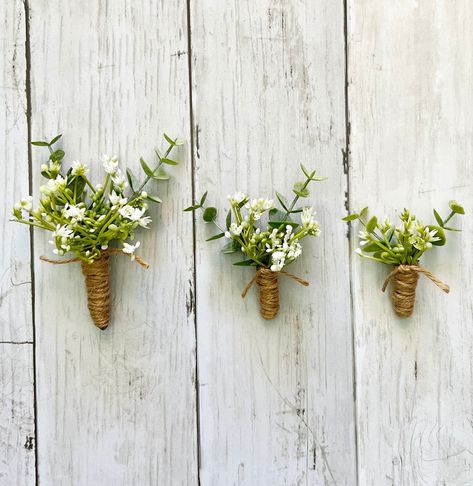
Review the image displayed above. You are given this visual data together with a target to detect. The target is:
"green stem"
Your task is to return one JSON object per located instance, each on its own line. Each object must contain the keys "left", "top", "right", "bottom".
{"left": 131, "top": 140, "right": 174, "bottom": 200}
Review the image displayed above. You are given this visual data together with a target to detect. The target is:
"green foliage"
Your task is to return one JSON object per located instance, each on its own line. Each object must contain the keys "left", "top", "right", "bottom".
{"left": 345, "top": 203, "right": 464, "bottom": 266}
{"left": 12, "top": 133, "right": 182, "bottom": 263}
{"left": 185, "top": 164, "right": 325, "bottom": 271}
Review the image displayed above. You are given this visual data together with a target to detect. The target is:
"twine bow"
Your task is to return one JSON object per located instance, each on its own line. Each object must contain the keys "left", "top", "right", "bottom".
{"left": 40, "top": 249, "right": 148, "bottom": 330}
{"left": 382, "top": 264, "right": 449, "bottom": 318}
{"left": 241, "top": 267, "right": 309, "bottom": 320}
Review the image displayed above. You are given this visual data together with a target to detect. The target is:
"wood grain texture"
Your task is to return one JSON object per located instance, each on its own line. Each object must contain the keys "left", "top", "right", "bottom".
{"left": 348, "top": 1, "right": 473, "bottom": 484}
{"left": 0, "top": 0, "right": 32, "bottom": 342}
{"left": 28, "top": 1, "right": 197, "bottom": 484}
{"left": 190, "top": 1, "right": 356, "bottom": 484}
{"left": 0, "top": 344, "right": 35, "bottom": 484}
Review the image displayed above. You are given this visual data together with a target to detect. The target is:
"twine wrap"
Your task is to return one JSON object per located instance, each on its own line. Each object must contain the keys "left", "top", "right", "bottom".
{"left": 81, "top": 253, "right": 111, "bottom": 329}
{"left": 241, "top": 267, "right": 309, "bottom": 320}
{"left": 40, "top": 249, "right": 148, "bottom": 330}
{"left": 382, "top": 264, "right": 449, "bottom": 318}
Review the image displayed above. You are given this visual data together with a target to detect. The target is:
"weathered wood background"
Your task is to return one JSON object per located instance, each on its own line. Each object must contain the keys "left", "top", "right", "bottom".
{"left": 1, "top": 1, "right": 471, "bottom": 484}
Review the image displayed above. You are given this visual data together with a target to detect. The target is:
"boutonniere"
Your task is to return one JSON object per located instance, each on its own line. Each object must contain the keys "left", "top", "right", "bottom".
{"left": 344, "top": 201, "right": 464, "bottom": 317}
{"left": 186, "top": 165, "right": 325, "bottom": 319}
{"left": 12, "top": 133, "right": 183, "bottom": 329}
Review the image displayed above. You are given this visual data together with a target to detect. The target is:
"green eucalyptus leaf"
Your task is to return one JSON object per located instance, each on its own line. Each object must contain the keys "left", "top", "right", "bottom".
{"left": 183, "top": 204, "right": 201, "bottom": 212}
{"left": 31, "top": 140, "right": 49, "bottom": 147}
{"left": 140, "top": 157, "right": 154, "bottom": 177}
{"left": 49, "top": 149, "right": 65, "bottom": 162}
{"left": 206, "top": 233, "right": 225, "bottom": 241}
{"left": 292, "top": 182, "right": 310, "bottom": 197}
{"left": 427, "top": 225, "right": 446, "bottom": 246}
{"left": 269, "top": 208, "right": 287, "bottom": 221}
{"left": 226, "top": 209, "right": 231, "bottom": 229}
{"left": 342, "top": 213, "right": 359, "bottom": 222}
{"left": 203, "top": 207, "right": 217, "bottom": 223}
{"left": 146, "top": 194, "right": 162, "bottom": 204}
{"left": 443, "top": 226, "right": 462, "bottom": 232}
{"left": 49, "top": 134, "right": 62, "bottom": 145}
{"left": 449, "top": 200, "right": 465, "bottom": 215}
{"left": 361, "top": 242, "right": 380, "bottom": 253}
{"left": 366, "top": 216, "right": 378, "bottom": 233}
{"left": 126, "top": 168, "right": 139, "bottom": 190}
{"left": 163, "top": 133, "right": 176, "bottom": 146}
{"left": 433, "top": 209, "right": 444, "bottom": 226}
{"left": 152, "top": 167, "right": 170, "bottom": 180}
{"left": 200, "top": 191, "right": 208, "bottom": 206}
{"left": 359, "top": 207, "right": 369, "bottom": 218}
{"left": 275, "top": 191, "right": 289, "bottom": 211}
{"left": 161, "top": 158, "right": 178, "bottom": 166}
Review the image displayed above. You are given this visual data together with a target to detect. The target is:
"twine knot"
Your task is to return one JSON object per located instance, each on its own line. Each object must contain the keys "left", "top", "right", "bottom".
{"left": 241, "top": 266, "right": 309, "bottom": 320}
{"left": 382, "top": 264, "right": 449, "bottom": 318}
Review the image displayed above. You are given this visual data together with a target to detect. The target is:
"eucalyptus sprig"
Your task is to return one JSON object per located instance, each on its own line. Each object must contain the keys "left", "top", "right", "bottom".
{"left": 185, "top": 165, "right": 325, "bottom": 271}
{"left": 344, "top": 201, "right": 465, "bottom": 265}
{"left": 12, "top": 133, "right": 183, "bottom": 263}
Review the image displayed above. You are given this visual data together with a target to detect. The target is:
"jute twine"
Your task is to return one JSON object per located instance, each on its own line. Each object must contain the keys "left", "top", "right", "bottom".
{"left": 40, "top": 249, "right": 149, "bottom": 330}
{"left": 382, "top": 264, "right": 449, "bottom": 318}
{"left": 241, "top": 267, "right": 309, "bottom": 320}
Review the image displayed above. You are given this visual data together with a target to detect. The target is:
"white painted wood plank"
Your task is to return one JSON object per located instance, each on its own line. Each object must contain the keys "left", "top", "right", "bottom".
{"left": 0, "top": 0, "right": 32, "bottom": 342}
{"left": 348, "top": 1, "right": 473, "bottom": 484}
{"left": 29, "top": 1, "right": 197, "bottom": 484}
{"left": 0, "top": 344, "right": 35, "bottom": 484}
{"left": 191, "top": 1, "right": 356, "bottom": 484}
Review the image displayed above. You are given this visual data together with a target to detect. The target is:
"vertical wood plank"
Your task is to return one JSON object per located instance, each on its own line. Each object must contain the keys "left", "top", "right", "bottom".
{"left": 191, "top": 1, "right": 356, "bottom": 483}
{"left": 29, "top": 1, "right": 197, "bottom": 484}
{"left": 0, "top": 344, "right": 35, "bottom": 484}
{"left": 0, "top": 3, "right": 35, "bottom": 484}
{"left": 0, "top": 0, "right": 32, "bottom": 342}
{"left": 348, "top": 1, "right": 473, "bottom": 483}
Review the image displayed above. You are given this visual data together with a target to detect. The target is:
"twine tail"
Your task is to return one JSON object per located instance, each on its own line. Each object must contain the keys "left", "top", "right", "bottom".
{"left": 81, "top": 252, "right": 111, "bottom": 330}
{"left": 382, "top": 264, "right": 449, "bottom": 318}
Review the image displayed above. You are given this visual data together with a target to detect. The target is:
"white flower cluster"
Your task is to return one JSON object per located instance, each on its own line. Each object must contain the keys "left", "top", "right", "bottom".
{"left": 102, "top": 154, "right": 128, "bottom": 191}
{"left": 265, "top": 225, "right": 302, "bottom": 272}
{"left": 246, "top": 198, "right": 274, "bottom": 220}
{"left": 301, "top": 207, "right": 320, "bottom": 236}
{"left": 40, "top": 175, "right": 67, "bottom": 196}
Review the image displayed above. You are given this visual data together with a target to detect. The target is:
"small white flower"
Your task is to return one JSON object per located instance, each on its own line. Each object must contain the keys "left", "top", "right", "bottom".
{"left": 138, "top": 215, "right": 152, "bottom": 228}
{"left": 227, "top": 192, "right": 247, "bottom": 205}
{"left": 122, "top": 241, "right": 141, "bottom": 261}
{"left": 301, "top": 206, "right": 320, "bottom": 236}
{"left": 15, "top": 195, "right": 33, "bottom": 212}
{"left": 111, "top": 168, "right": 128, "bottom": 190}
{"left": 355, "top": 248, "right": 363, "bottom": 255}
{"left": 95, "top": 184, "right": 104, "bottom": 191}
{"left": 102, "top": 154, "right": 119, "bottom": 174}
{"left": 63, "top": 204, "right": 86, "bottom": 221}
{"left": 71, "top": 160, "right": 89, "bottom": 177}
{"left": 101, "top": 245, "right": 108, "bottom": 250}
{"left": 40, "top": 175, "right": 66, "bottom": 196}
{"left": 119, "top": 205, "right": 146, "bottom": 222}
{"left": 141, "top": 191, "right": 148, "bottom": 198}
{"left": 225, "top": 231, "right": 231, "bottom": 238}
{"left": 109, "top": 191, "right": 128, "bottom": 207}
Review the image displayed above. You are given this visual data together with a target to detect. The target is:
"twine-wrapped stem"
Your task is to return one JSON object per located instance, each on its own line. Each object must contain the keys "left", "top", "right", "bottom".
{"left": 255, "top": 268, "right": 280, "bottom": 320}
{"left": 382, "top": 264, "right": 449, "bottom": 318}
{"left": 241, "top": 266, "right": 309, "bottom": 320}
{"left": 81, "top": 251, "right": 111, "bottom": 329}
{"left": 40, "top": 248, "right": 148, "bottom": 329}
